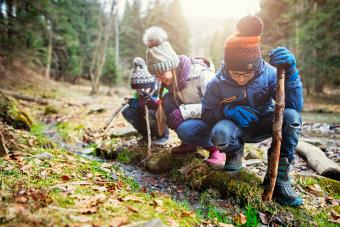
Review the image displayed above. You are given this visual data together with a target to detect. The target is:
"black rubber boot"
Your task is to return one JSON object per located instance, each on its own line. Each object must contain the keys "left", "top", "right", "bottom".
{"left": 223, "top": 148, "right": 243, "bottom": 171}
{"left": 264, "top": 157, "right": 303, "bottom": 206}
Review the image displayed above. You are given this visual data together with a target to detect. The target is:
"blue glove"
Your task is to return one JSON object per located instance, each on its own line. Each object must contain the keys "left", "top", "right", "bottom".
{"left": 223, "top": 105, "right": 259, "bottom": 128}
{"left": 129, "top": 98, "right": 140, "bottom": 109}
{"left": 269, "top": 47, "right": 299, "bottom": 81}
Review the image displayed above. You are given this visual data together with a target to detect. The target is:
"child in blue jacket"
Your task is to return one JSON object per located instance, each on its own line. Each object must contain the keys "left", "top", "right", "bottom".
{"left": 202, "top": 16, "right": 304, "bottom": 206}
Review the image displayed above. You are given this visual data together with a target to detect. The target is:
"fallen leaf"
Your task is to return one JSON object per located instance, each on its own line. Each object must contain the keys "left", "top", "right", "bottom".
{"left": 15, "top": 196, "right": 28, "bottom": 203}
{"left": 61, "top": 175, "right": 71, "bottom": 182}
{"left": 306, "top": 184, "right": 323, "bottom": 196}
{"left": 93, "top": 186, "right": 107, "bottom": 192}
{"left": 258, "top": 211, "right": 270, "bottom": 225}
{"left": 126, "top": 205, "right": 139, "bottom": 213}
{"left": 155, "top": 207, "right": 165, "bottom": 213}
{"left": 110, "top": 216, "right": 129, "bottom": 227}
{"left": 181, "top": 210, "right": 195, "bottom": 218}
{"left": 28, "top": 139, "right": 35, "bottom": 147}
{"left": 234, "top": 213, "right": 247, "bottom": 225}
{"left": 79, "top": 206, "right": 98, "bottom": 214}
{"left": 153, "top": 199, "right": 164, "bottom": 207}
{"left": 69, "top": 214, "right": 92, "bottom": 222}
{"left": 40, "top": 169, "right": 49, "bottom": 177}
{"left": 219, "top": 224, "right": 234, "bottom": 227}
{"left": 329, "top": 210, "right": 340, "bottom": 224}
{"left": 121, "top": 195, "right": 144, "bottom": 203}
{"left": 168, "top": 218, "right": 179, "bottom": 227}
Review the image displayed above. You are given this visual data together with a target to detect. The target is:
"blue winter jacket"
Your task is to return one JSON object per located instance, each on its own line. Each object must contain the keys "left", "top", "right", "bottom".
{"left": 201, "top": 60, "right": 303, "bottom": 128}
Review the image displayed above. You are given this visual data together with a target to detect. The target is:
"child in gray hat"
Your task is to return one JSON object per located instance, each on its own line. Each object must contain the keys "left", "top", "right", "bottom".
{"left": 122, "top": 57, "right": 169, "bottom": 146}
{"left": 143, "top": 26, "right": 225, "bottom": 168}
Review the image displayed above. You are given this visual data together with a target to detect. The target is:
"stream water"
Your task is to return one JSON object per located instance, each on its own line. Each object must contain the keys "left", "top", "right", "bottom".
{"left": 44, "top": 123, "right": 201, "bottom": 208}
{"left": 43, "top": 114, "right": 339, "bottom": 212}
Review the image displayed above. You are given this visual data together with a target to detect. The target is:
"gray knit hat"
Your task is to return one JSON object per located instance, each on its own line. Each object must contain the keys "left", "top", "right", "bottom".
{"left": 130, "top": 57, "right": 155, "bottom": 89}
{"left": 143, "top": 26, "right": 179, "bottom": 75}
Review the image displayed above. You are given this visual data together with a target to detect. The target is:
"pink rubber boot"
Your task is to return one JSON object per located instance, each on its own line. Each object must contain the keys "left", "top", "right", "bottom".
{"left": 205, "top": 146, "right": 226, "bottom": 169}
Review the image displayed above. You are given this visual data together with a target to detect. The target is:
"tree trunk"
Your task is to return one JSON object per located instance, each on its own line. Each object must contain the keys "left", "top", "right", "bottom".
{"left": 45, "top": 25, "right": 53, "bottom": 79}
{"left": 6, "top": 0, "right": 14, "bottom": 40}
{"left": 0, "top": 0, "right": 4, "bottom": 19}
{"left": 262, "top": 68, "right": 285, "bottom": 202}
{"left": 90, "top": 1, "right": 115, "bottom": 95}
{"left": 296, "top": 141, "right": 340, "bottom": 181}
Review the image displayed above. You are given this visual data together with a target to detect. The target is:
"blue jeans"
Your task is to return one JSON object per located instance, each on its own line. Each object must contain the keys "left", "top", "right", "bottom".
{"left": 211, "top": 108, "right": 302, "bottom": 160}
{"left": 122, "top": 107, "right": 169, "bottom": 139}
{"left": 175, "top": 119, "right": 213, "bottom": 148}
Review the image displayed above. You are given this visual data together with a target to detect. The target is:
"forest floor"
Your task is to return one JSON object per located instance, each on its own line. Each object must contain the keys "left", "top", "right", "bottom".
{"left": 0, "top": 64, "right": 339, "bottom": 226}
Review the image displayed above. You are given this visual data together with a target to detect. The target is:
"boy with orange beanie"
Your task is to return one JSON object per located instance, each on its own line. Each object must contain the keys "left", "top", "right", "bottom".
{"left": 202, "top": 16, "right": 303, "bottom": 206}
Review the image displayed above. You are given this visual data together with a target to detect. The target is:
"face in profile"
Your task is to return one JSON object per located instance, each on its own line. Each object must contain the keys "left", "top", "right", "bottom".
{"left": 156, "top": 71, "right": 173, "bottom": 86}
{"left": 229, "top": 70, "right": 255, "bottom": 86}
{"left": 136, "top": 88, "right": 151, "bottom": 94}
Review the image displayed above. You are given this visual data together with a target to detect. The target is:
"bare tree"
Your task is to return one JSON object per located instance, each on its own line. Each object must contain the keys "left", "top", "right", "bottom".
{"left": 89, "top": 0, "right": 116, "bottom": 95}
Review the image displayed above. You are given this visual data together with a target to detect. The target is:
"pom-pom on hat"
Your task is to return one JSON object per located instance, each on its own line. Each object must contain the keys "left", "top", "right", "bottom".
{"left": 143, "top": 26, "right": 179, "bottom": 75}
{"left": 130, "top": 57, "right": 155, "bottom": 89}
{"left": 224, "top": 15, "right": 263, "bottom": 71}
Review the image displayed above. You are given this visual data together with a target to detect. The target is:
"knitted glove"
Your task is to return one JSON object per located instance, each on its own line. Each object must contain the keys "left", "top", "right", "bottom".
{"left": 223, "top": 105, "right": 259, "bottom": 128}
{"left": 168, "top": 108, "right": 184, "bottom": 130}
{"left": 129, "top": 98, "right": 140, "bottom": 109}
{"left": 138, "top": 95, "right": 160, "bottom": 110}
{"left": 269, "top": 47, "right": 299, "bottom": 81}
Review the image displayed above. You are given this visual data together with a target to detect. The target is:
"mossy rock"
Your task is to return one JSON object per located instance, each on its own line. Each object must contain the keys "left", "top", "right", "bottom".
{"left": 0, "top": 91, "right": 33, "bottom": 130}
{"left": 44, "top": 105, "right": 58, "bottom": 115}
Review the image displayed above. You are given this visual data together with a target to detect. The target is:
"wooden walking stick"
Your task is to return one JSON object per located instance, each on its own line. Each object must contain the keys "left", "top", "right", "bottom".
{"left": 262, "top": 67, "right": 285, "bottom": 202}
{"left": 103, "top": 98, "right": 130, "bottom": 130}
{"left": 144, "top": 104, "right": 152, "bottom": 157}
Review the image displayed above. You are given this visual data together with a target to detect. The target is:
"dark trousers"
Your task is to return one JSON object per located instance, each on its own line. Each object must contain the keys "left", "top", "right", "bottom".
{"left": 122, "top": 107, "right": 169, "bottom": 139}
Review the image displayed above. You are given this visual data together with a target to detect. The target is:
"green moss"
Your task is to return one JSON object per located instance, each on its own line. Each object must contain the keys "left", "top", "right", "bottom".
{"left": 0, "top": 92, "right": 33, "bottom": 130}
{"left": 56, "top": 121, "right": 84, "bottom": 142}
{"left": 116, "top": 148, "right": 139, "bottom": 164}
{"left": 44, "top": 105, "right": 58, "bottom": 115}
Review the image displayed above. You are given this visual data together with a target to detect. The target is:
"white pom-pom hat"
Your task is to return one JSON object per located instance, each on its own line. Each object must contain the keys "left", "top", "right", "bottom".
{"left": 143, "top": 26, "right": 179, "bottom": 75}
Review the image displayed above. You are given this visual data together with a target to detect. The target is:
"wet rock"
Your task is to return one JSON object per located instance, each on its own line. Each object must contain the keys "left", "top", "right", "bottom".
{"left": 34, "top": 152, "right": 53, "bottom": 160}
{"left": 44, "top": 105, "right": 58, "bottom": 115}
{"left": 245, "top": 159, "right": 263, "bottom": 166}
{"left": 87, "top": 108, "right": 106, "bottom": 115}
{"left": 245, "top": 151, "right": 261, "bottom": 160}
{"left": 147, "top": 151, "right": 181, "bottom": 174}
{"left": 111, "top": 127, "right": 138, "bottom": 137}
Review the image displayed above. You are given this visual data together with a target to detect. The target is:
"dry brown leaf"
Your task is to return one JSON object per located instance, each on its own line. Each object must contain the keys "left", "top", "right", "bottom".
{"left": 79, "top": 206, "right": 98, "bottom": 214}
{"left": 155, "top": 207, "right": 165, "bottom": 213}
{"left": 181, "top": 210, "right": 195, "bottom": 218}
{"left": 329, "top": 210, "right": 340, "bottom": 224}
{"left": 306, "top": 184, "right": 323, "bottom": 196}
{"left": 69, "top": 214, "right": 92, "bottom": 222}
{"left": 93, "top": 186, "right": 107, "bottom": 192}
{"left": 121, "top": 195, "right": 144, "bottom": 203}
{"left": 258, "top": 212, "right": 270, "bottom": 225}
{"left": 219, "top": 223, "right": 234, "bottom": 227}
{"left": 40, "top": 169, "right": 49, "bottom": 177}
{"left": 168, "top": 218, "right": 179, "bottom": 227}
{"left": 233, "top": 213, "right": 247, "bottom": 225}
{"left": 152, "top": 199, "right": 164, "bottom": 207}
{"left": 126, "top": 205, "right": 139, "bottom": 213}
{"left": 15, "top": 196, "right": 28, "bottom": 203}
{"left": 61, "top": 175, "right": 71, "bottom": 182}
{"left": 110, "top": 216, "right": 129, "bottom": 227}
